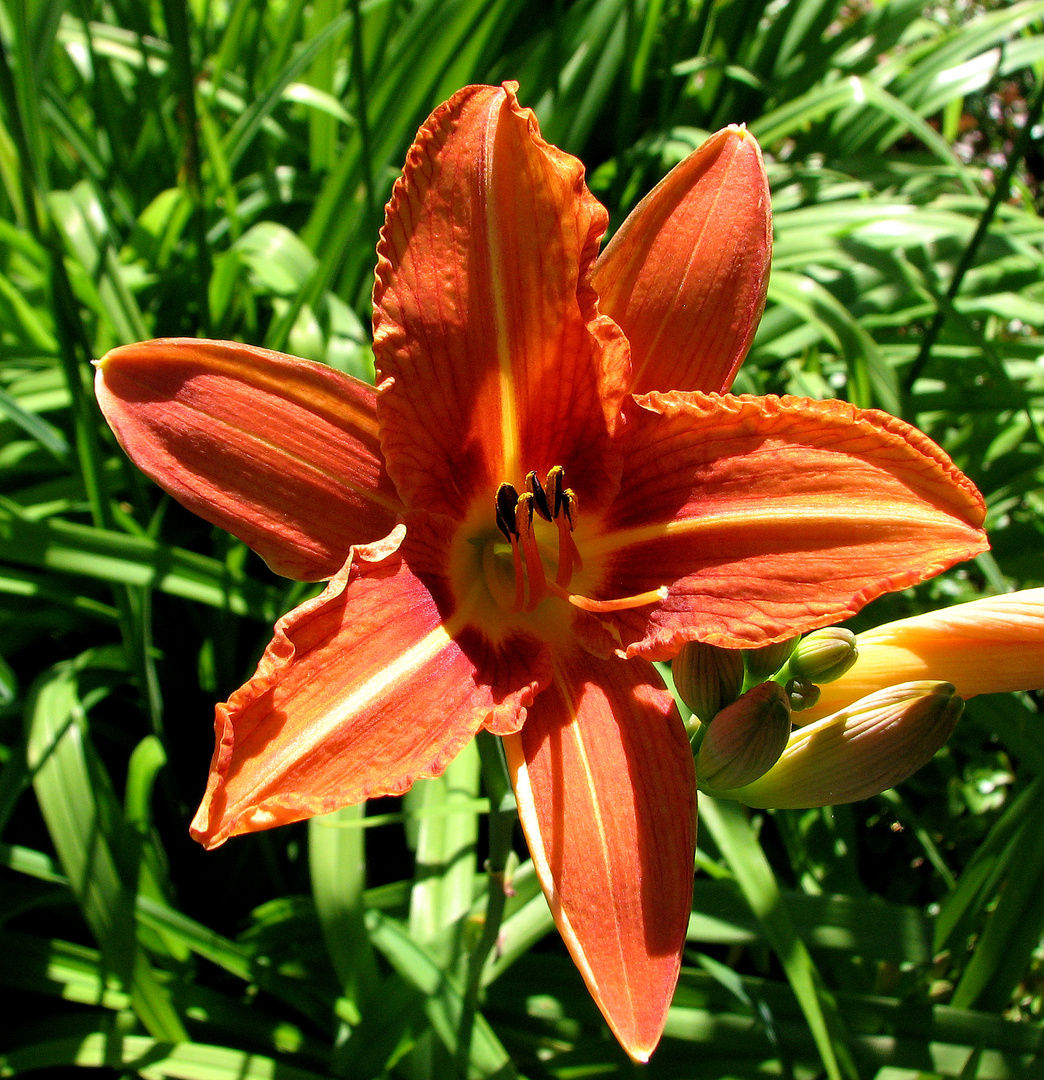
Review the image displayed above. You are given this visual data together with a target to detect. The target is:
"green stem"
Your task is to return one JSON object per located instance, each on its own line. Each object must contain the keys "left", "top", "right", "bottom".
{"left": 162, "top": 0, "right": 211, "bottom": 335}
{"left": 455, "top": 733, "right": 517, "bottom": 1078}
{"left": 904, "top": 75, "right": 1044, "bottom": 393}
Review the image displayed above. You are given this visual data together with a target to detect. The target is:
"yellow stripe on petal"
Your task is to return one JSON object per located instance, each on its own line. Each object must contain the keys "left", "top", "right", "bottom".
{"left": 191, "top": 519, "right": 549, "bottom": 849}
{"left": 504, "top": 650, "right": 694, "bottom": 1062}
{"left": 586, "top": 501, "right": 970, "bottom": 560}
{"left": 483, "top": 105, "right": 521, "bottom": 481}
{"left": 581, "top": 393, "right": 987, "bottom": 657}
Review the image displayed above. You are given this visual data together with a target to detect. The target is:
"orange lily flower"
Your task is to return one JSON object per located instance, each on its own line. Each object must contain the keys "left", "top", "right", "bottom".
{"left": 94, "top": 83, "right": 989, "bottom": 1059}
{"left": 798, "top": 589, "right": 1044, "bottom": 724}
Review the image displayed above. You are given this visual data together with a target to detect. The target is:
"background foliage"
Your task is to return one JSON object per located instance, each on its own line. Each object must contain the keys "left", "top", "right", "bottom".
{"left": 0, "top": 0, "right": 1042, "bottom": 1076}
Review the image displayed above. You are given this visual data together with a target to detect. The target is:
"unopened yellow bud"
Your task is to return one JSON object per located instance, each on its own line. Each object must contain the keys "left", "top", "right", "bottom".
{"left": 714, "top": 681, "right": 963, "bottom": 808}
{"left": 786, "top": 627, "right": 858, "bottom": 684}
{"left": 672, "top": 642, "right": 744, "bottom": 722}
{"left": 743, "top": 636, "right": 800, "bottom": 681}
{"left": 798, "top": 589, "right": 1044, "bottom": 724}
{"left": 697, "top": 681, "right": 792, "bottom": 793}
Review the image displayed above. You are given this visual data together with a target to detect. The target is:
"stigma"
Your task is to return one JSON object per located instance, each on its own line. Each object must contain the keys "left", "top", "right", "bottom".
{"left": 491, "top": 467, "right": 667, "bottom": 615}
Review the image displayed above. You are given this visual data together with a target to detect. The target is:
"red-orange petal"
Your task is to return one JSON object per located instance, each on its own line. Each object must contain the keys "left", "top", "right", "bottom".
{"left": 503, "top": 649, "right": 695, "bottom": 1062}
{"left": 584, "top": 393, "right": 988, "bottom": 658}
{"left": 190, "top": 520, "right": 551, "bottom": 849}
{"left": 592, "top": 127, "right": 771, "bottom": 395}
{"left": 95, "top": 338, "right": 402, "bottom": 581}
{"left": 373, "top": 83, "right": 630, "bottom": 516}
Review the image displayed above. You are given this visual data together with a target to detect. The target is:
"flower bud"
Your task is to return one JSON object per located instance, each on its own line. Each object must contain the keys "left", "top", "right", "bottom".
{"left": 697, "top": 681, "right": 792, "bottom": 792}
{"left": 672, "top": 642, "right": 744, "bottom": 722}
{"left": 785, "top": 677, "right": 820, "bottom": 712}
{"left": 798, "top": 589, "right": 1044, "bottom": 724}
{"left": 713, "top": 681, "right": 963, "bottom": 808}
{"left": 742, "top": 636, "right": 799, "bottom": 681}
{"left": 786, "top": 627, "right": 858, "bottom": 684}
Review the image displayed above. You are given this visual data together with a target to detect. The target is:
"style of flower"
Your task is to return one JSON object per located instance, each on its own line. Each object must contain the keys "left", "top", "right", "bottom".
{"left": 94, "top": 83, "right": 989, "bottom": 1060}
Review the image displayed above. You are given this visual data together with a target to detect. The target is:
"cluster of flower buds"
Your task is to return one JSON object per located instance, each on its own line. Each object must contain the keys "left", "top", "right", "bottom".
{"left": 672, "top": 623, "right": 963, "bottom": 806}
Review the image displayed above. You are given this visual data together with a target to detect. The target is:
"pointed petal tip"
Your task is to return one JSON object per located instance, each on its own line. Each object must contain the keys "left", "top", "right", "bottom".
{"left": 621, "top": 1040, "right": 655, "bottom": 1065}
{"left": 189, "top": 818, "right": 224, "bottom": 851}
{"left": 94, "top": 337, "right": 402, "bottom": 580}
{"left": 599, "top": 392, "right": 988, "bottom": 658}
{"left": 505, "top": 653, "right": 692, "bottom": 1063}
{"left": 593, "top": 125, "right": 771, "bottom": 395}
{"left": 373, "top": 79, "right": 626, "bottom": 514}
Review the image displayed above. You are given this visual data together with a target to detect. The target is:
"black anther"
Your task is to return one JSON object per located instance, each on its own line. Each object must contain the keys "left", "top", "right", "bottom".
{"left": 495, "top": 483, "right": 520, "bottom": 539}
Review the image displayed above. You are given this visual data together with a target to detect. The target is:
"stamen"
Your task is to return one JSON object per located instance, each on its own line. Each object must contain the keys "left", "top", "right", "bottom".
{"left": 515, "top": 492, "right": 547, "bottom": 611}
{"left": 568, "top": 586, "right": 668, "bottom": 612}
{"left": 545, "top": 465, "right": 565, "bottom": 518}
{"left": 560, "top": 489, "right": 582, "bottom": 571}
{"left": 526, "top": 471, "right": 553, "bottom": 522}
{"left": 495, "top": 483, "right": 519, "bottom": 541}
{"left": 561, "top": 488, "right": 578, "bottom": 531}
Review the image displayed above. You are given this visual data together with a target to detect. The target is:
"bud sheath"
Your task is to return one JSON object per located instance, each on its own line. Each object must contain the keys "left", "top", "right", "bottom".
{"left": 673, "top": 642, "right": 744, "bottom": 722}
{"left": 697, "top": 681, "right": 792, "bottom": 792}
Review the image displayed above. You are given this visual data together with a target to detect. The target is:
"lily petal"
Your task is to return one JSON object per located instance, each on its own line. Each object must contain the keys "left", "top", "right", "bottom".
{"left": 585, "top": 393, "right": 987, "bottom": 658}
{"left": 191, "top": 521, "right": 550, "bottom": 849}
{"left": 95, "top": 338, "right": 401, "bottom": 581}
{"left": 592, "top": 127, "right": 771, "bottom": 395}
{"left": 503, "top": 649, "right": 695, "bottom": 1062}
{"left": 798, "top": 588, "right": 1044, "bottom": 723}
{"left": 373, "top": 82, "right": 630, "bottom": 516}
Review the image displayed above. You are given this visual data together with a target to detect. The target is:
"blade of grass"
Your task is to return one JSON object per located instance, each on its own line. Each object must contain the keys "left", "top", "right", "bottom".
{"left": 26, "top": 653, "right": 186, "bottom": 1039}
{"left": 698, "top": 795, "right": 858, "bottom": 1080}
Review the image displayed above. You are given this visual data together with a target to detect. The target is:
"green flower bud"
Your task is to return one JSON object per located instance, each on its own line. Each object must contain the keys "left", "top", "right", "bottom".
{"left": 785, "top": 677, "right": 820, "bottom": 712}
{"left": 713, "top": 681, "right": 964, "bottom": 809}
{"left": 673, "top": 642, "right": 744, "bottom": 722}
{"left": 787, "top": 627, "right": 858, "bottom": 684}
{"left": 697, "top": 681, "right": 792, "bottom": 793}
{"left": 742, "top": 636, "right": 800, "bottom": 681}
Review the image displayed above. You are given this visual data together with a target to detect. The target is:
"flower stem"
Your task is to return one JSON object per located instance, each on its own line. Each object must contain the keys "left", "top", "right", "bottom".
{"left": 455, "top": 732, "right": 517, "bottom": 1077}
{"left": 904, "top": 75, "right": 1044, "bottom": 394}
